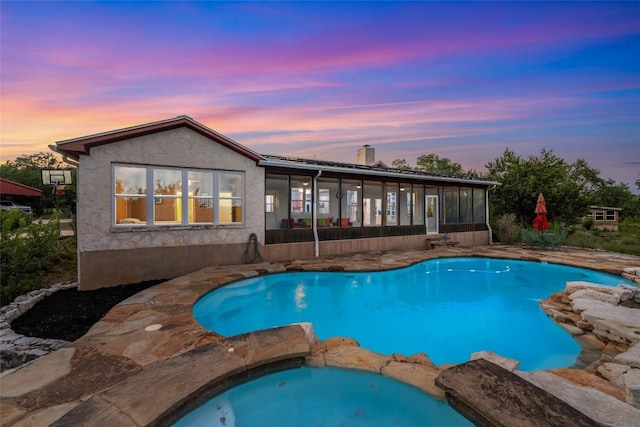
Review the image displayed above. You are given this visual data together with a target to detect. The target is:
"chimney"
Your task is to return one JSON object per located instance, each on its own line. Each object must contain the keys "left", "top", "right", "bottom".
{"left": 357, "top": 145, "right": 375, "bottom": 165}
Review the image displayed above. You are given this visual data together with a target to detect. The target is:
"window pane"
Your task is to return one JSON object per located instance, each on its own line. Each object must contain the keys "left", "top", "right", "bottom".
{"left": 220, "top": 172, "right": 243, "bottom": 197}
{"left": 291, "top": 176, "right": 311, "bottom": 215}
{"left": 340, "top": 179, "right": 361, "bottom": 227}
{"left": 398, "top": 184, "right": 411, "bottom": 225}
{"left": 317, "top": 177, "right": 339, "bottom": 224}
{"left": 363, "top": 181, "right": 383, "bottom": 226}
{"left": 115, "top": 166, "right": 146, "bottom": 195}
{"left": 154, "top": 169, "right": 182, "bottom": 195}
{"left": 115, "top": 196, "right": 147, "bottom": 224}
{"left": 220, "top": 199, "right": 243, "bottom": 223}
{"left": 189, "top": 171, "right": 213, "bottom": 196}
{"left": 413, "top": 185, "right": 425, "bottom": 225}
{"left": 266, "top": 174, "right": 289, "bottom": 230}
{"left": 444, "top": 187, "right": 459, "bottom": 224}
{"left": 385, "top": 182, "right": 398, "bottom": 226}
{"left": 189, "top": 197, "right": 213, "bottom": 223}
{"left": 155, "top": 197, "right": 182, "bottom": 223}
{"left": 473, "top": 188, "right": 485, "bottom": 223}
{"left": 459, "top": 187, "right": 472, "bottom": 223}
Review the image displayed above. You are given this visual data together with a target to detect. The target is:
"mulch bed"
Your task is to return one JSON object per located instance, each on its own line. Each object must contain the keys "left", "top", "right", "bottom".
{"left": 11, "top": 280, "right": 164, "bottom": 342}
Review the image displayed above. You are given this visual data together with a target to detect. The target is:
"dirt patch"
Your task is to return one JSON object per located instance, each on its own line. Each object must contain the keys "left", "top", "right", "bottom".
{"left": 11, "top": 281, "right": 164, "bottom": 342}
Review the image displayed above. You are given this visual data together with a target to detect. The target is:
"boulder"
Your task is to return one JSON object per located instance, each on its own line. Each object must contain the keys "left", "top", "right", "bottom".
{"left": 324, "top": 345, "right": 390, "bottom": 373}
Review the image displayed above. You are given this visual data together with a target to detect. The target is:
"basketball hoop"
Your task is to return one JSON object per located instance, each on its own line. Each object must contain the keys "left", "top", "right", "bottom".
{"left": 42, "top": 170, "right": 73, "bottom": 211}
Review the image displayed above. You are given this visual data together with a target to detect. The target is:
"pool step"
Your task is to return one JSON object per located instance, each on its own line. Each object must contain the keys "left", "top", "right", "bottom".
{"left": 426, "top": 237, "right": 460, "bottom": 249}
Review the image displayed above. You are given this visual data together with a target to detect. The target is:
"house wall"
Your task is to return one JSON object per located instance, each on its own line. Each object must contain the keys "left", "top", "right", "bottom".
{"left": 262, "top": 230, "right": 491, "bottom": 262}
{"left": 76, "top": 127, "right": 264, "bottom": 289}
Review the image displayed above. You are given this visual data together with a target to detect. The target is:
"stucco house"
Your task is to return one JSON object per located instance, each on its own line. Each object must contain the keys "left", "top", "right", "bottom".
{"left": 53, "top": 116, "right": 499, "bottom": 290}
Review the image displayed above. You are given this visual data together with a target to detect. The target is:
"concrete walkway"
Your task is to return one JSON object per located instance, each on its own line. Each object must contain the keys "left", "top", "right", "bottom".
{"left": 1, "top": 245, "right": 639, "bottom": 426}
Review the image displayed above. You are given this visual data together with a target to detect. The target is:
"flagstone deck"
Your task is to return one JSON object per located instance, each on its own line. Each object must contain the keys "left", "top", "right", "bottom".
{"left": 1, "top": 245, "right": 639, "bottom": 426}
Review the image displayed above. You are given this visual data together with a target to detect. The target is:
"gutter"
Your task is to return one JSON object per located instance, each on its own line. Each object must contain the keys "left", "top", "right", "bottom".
{"left": 312, "top": 169, "right": 322, "bottom": 257}
{"left": 486, "top": 184, "right": 498, "bottom": 245}
{"left": 48, "top": 145, "right": 79, "bottom": 167}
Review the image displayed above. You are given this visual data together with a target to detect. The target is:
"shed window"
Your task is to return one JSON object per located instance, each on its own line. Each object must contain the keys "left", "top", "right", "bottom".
{"left": 606, "top": 211, "right": 616, "bottom": 221}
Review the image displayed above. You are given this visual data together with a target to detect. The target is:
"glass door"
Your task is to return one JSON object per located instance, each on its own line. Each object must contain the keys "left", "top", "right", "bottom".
{"left": 426, "top": 195, "right": 438, "bottom": 234}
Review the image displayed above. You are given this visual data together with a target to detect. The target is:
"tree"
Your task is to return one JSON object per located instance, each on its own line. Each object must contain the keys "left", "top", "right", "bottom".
{"left": 390, "top": 153, "right": 478, "bottom": 177}
{"left": 0, "top": 152, "right": 76, "bottom": 212}
{"left": 415, "top": 154, "right": 465, "bottom": 175}
{"left": 485, "top": 148, "right": 593, "bottom": 227}
{"left": 391, "top": 158, "right": 411, "bottom": 170}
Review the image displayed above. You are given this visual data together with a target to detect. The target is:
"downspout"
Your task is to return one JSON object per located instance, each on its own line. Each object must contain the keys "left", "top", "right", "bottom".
{"left": 486, "top": 184, "right": 497, "bottom": 245}
{"left": 312, "top": 169, "right": 322, "bottom": 257}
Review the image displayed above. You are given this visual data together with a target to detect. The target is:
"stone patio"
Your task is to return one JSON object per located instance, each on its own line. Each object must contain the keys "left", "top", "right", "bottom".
{"left": 1, "top": 245, "right": 640, "bottom": 426}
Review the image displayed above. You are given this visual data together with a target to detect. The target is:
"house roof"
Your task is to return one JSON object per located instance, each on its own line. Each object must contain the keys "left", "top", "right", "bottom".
{"left": 53, "top": 115, "right": 264, "bottom": 163}
{"left": 52, "top": 116, "right": 499, "bottom": 187}
{"left": 589, "top": 205, "right": 622, "bottom": 211}
{"left": 0, "top": 178, "right": 43, "bottom": 197}
{"left": 260, "top": 154, "right": 500, "bottom": 187}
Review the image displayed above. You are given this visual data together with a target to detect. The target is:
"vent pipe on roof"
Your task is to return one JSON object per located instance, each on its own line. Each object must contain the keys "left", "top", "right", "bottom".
{"left": 357, "top": 145, "right": 375, "bottom": 166}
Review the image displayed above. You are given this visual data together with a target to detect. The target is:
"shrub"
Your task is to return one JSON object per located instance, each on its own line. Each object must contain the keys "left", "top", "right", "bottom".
{"left": 0, "top": 210, "right": 63, "bottom": 304}
{"left": 565, "top": 231, "right": 601, "bottom": 249}
{"left": 495, "top": 213, "right": 521, "bottom": 245}
{"left": 582, "top": 217, "right": 594, "bottom": 231}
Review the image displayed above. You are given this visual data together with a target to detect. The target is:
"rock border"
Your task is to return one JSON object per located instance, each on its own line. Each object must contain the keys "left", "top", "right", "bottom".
{"left": 0, "top": 283, "right": 77, "bottom": 372}
{"left": 540, "top": 280, "right": 640, "bottom": 408}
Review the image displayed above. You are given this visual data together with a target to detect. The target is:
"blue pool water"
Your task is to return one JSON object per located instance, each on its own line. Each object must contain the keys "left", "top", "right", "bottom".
{"left": 173, "top": 366, "right": 472, "bottom": 427}
{"left": 194, "top": 257, "right": 633, "bottom": 371}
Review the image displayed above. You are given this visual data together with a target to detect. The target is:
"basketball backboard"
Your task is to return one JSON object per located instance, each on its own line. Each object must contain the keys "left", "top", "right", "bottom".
{"left": 42, "top": 169, "right": 73, "bottom": 185}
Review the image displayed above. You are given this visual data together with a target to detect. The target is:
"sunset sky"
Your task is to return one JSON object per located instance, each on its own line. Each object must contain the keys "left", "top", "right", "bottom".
{"left": 2, "top": 1, "right": 639, "bottom": 189}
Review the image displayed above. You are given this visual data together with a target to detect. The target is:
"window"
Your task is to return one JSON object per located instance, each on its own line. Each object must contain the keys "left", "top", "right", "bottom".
{"left": 385, "top": 183, "right": 398, "bottom": 225}
{"left": 113, "top": 164, "right": 244, "bottom": 226}
{"left": 318, "top": 189, "right": 330, "bottom": 215}
{"left": 444, "top": 187, "right": 459, "bottom": 224}
{"left": 606, "top": 210, "right": 616, "bottom": 221}
{"left": 594, "top": 211, "right": 604, "bottom": 221}
{"left": 219, "top": 172, "right": 244, "bottom": 223}
{"left": 265, "top": 194, "right": 275, "bottom": 213}
{"left": 473, "top": 188, "right": 485, "bottom": 223}
{"left": 291, "top": 176, "right": 312, "bottom": 213}
{"left": 114, "top": 166, "right": 147, "bottom": 224}
{"left": 459, "top": 187, "right": 472, "bottom": 223}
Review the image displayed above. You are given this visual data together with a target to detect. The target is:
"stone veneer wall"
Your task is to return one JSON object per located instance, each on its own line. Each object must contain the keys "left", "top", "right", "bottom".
{"left": 76, "top": 127, "right": 265, "bottom": 289}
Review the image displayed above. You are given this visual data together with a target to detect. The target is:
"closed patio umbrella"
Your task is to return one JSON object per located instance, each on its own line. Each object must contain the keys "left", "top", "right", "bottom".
{"left": 533, "top": 193, "right": 549, "bottom": 231}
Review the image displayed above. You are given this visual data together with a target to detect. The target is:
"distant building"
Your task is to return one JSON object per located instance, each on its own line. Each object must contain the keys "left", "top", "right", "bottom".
{"left": 587, "top": 206, "right": 622, "bottom": 231}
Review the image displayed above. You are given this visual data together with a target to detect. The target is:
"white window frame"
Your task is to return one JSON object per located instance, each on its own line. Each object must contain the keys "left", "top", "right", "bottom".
{"left": 113, "top": 164, "right": 245, "bottom": 227}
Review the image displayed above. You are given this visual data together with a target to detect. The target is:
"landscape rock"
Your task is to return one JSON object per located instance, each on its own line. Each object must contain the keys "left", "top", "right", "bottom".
{"left": 470, "top": 350, "right": 520, "bottom": 371}
{"left": 519, "top": 369, "right": 640, "bottom": 426}
{"left": 569, "top": 289, "right": 620, "bottom": 305}
{"left": 324, "top": 345, "right": 391, "bottom": 373}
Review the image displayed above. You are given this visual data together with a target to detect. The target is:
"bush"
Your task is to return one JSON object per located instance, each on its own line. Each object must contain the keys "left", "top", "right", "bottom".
{"left": 582, "top": 217, "right": 594, "bottom": 231}
{"left": 495, "top": 213, "right": 521, "bottom": 245}
{"left": 565, "top": 231, "right": 602, "bottom": 249}
{"left": 0, "top": 210, "right": 63, "bottom": 304}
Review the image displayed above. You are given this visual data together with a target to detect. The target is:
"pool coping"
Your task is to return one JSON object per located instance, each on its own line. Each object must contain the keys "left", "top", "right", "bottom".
{"left": 1, "top": 245, "right": 640, "bottom": 426}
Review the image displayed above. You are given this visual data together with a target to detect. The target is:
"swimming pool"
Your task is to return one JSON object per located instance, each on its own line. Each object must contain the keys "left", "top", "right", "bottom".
{"left": 194, "top": 257, "right": 634, "bottom": 371}
{"left": 173, "top": 366, "right": 472, "bottom": 427}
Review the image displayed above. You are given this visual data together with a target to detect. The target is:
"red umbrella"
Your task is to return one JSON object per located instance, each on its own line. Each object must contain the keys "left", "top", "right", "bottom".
{"left": 533, "top": 193, "right": 549, "bottom": 231}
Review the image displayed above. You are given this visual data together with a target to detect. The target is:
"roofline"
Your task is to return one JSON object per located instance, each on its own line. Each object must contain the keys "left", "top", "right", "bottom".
{"left": 589, "top": 205, "right": 623, "bottom": 211}
{"left": 0, "top": 178, "right": 43, "bottom": 195}
{"left": 54, "top": 116, "right": 264, "bottom": 163}
{"left": 259, "top": 158, "right": 500, "bottom": 186}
